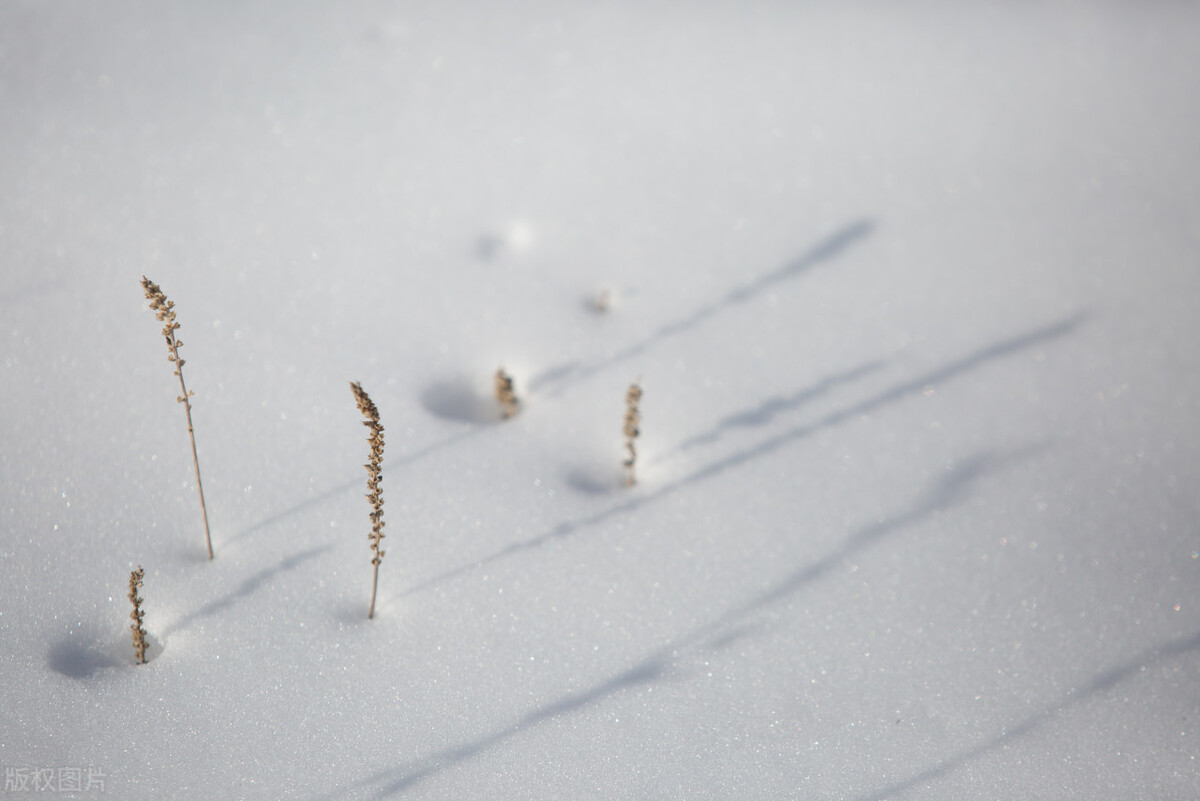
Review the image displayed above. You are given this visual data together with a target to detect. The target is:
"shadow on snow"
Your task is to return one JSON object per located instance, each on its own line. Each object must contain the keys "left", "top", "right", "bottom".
{"left": 231, "top": 220, "right": 875, "bottom": 548}
{"left": 529, "top": 219, "right": 876, "bottom": 396}
{"left": 163, "top": 545, "right": 331, "bottom": 638}
{"left": 337, "top": 444, "right": 1030, "bottom": 797}
{"left": 313, "top": 311, "right": 1090, "bottom": 797}
{"left": 850, "top": 628, "right": 1200, "bottom": 801}
{"left": 404, "top": 312, "right": 1087, "bottom": 598}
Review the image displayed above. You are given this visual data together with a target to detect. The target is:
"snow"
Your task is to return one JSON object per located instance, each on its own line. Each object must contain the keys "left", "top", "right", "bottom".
{"left": 2, "top": 2, "right": 1199, "bottom": 798}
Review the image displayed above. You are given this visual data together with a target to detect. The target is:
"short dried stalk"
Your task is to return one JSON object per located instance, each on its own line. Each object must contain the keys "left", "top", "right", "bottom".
{"left": 351, "top": 381, "right": 386, "bottom": 619}
{"left": 495, "top": 368, "right": 519, "bottom": 418}
{"left": 129, "top": 566, "right": 149, "bottom": 665}
{"left": 623, "top": 382, "right": 642, "bottom": 486}
{"left": 141, "top": 277, "right": 213, "bottom": 560}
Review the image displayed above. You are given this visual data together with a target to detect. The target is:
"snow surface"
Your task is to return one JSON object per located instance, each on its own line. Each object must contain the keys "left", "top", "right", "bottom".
{"left": 2, "top": 2, "right": 1199, "bottom": 798}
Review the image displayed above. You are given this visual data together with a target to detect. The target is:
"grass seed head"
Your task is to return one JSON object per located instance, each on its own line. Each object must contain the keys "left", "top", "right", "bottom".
{"left": 495, "top": 368, "right": 520, "bottom": 419}
{"left": 128, "top": 566, "right": 149, "bottom": 665}
{"left": 351, "top": 381, "right": 386, "bottom": 618}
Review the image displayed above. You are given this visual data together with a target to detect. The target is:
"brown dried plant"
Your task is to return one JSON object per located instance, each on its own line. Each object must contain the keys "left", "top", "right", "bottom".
{"left": 141, "top": 277, "right": 213, "bottom": 560}
{"left": 350, "top": 381, "right": 386, "bottom": 619}
{"left": 129, "top": 566, "right": 149, "bottom": 665}
{"left": 623, "top": 381, "right": 642, "bottom": 486}
{"left": 494, "top": 368, "right": 520, "bottom": 419}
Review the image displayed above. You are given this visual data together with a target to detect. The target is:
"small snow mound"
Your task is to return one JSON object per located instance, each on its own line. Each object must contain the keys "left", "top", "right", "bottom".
{"left": 475, "top": 221, "right": 536, "bottom": 261}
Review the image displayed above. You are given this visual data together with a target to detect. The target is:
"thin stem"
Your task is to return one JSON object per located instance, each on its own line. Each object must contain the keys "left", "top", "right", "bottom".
{"left": 177, "top": 365, "right": 213, "bottom": 560}
{"left": 368, "top": 562, "right": 379, "bottom": 619}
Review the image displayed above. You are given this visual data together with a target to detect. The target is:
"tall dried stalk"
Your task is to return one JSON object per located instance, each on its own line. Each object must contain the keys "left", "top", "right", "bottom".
{"left": 141, "top": 277, "right": 213, "bottom": 560}
{"left": 494, "top": 368, "right": 519, "bottom": 419}
{"left": 350, "top": 381, "right": 386, "bottom": 619}
{"left": 623, "top": 381, "right": 642, "bottom": 486}
{"left": 129, "top": 566, "right": 149, "bottom": 665}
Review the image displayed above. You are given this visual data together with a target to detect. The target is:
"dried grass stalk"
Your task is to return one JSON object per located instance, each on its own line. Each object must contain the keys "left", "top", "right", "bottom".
{"left": 623, "top": 382, "right": 642, "bottom": 486}
{"left": 141, "top": 277, "right": 213, "bottom": 560}
{"left": 351, "top": 381, "right": 386, "bottom": 619}
{"left": 129, "top": 566, "right": 149, "bottom": 665}
{"left": 494, "top": 368, "right": 520, "bottom": 419}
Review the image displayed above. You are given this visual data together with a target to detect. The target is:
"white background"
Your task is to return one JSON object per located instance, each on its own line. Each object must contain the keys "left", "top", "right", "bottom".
{"left": 2, "top": 3, "right": 1198, "bottom": 798}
